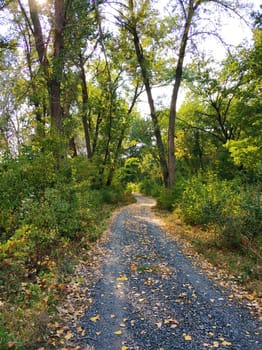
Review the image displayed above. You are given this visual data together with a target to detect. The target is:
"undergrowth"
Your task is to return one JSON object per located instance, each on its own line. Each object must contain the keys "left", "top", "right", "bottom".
{"left": 0, "top": 150, "right": 133, "bottom": 349}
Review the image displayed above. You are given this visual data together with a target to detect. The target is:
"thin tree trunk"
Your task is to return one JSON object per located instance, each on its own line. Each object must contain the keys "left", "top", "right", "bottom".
{"left": 168, "top": 0, "right": 199, "bottom": 188}
{"left": 132, "top": 29, "right": 169, "bottom": 187}
{"left": 79, "top": 54, "right": 93, "bottom": 158}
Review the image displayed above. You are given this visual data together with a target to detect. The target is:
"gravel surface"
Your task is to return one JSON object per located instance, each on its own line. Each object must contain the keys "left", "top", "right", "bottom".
{"left": 78, "top": 194, "right": 261, "bottom": 350}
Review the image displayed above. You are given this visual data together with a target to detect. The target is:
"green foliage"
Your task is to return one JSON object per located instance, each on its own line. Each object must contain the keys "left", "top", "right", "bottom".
{"left": 0, "top": 326, "right": 24, "bottom": 350}
{"left": 173, "top": 173, "right": 261, "bottom": 250}
{"left": 179, "top": 173, "right": 230, "bottom": 225}
{"left": 0, "top": 145, "right": 134, "bottom": 347}
{"left": 138, "top": 178, "right": 161, "bottom": 197}
{"left": 156, "top": 176, "right": 185, "bottom": 211}
{"left": 118, "top": 157, "right": 141, "bottom": 184}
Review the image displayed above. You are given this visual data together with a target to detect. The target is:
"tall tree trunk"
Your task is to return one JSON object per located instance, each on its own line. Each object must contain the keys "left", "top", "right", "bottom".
{"left": 168, "top": 0, "right": 199, "bottom": 188}
{"left": 28, "top": 0, "right": 66, "bottom": 136}
{"left": 79, "top": 54, "right": 93, "bottom": 158}
{"left": 132, "top": 29, "right": 169, "bottom": 187}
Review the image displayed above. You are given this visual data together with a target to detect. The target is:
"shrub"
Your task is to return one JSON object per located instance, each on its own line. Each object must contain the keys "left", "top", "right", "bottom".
{"left": 139, "top": 178, "right": 161, "bottom": 197}
{"left": 176, "top": 173, "right": 261, "bottom": 250}
{"left": 157, "top": 188, "right": 176, "bottom": 211}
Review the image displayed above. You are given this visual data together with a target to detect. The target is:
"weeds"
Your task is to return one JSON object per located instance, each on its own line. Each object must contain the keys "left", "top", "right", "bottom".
{"left": 0, "top": 151, "right": 132, "bottom": 348}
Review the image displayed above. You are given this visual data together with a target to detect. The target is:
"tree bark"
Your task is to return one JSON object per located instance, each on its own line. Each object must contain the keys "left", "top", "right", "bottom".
{"left": 28, "top": 0, "right": 66, "bottom": 135}
{"left": 79, "top": 54, "right": 93, "bottom": 158}
{"left": 168, "top": 0, "right": 200, "bottom": 188}
{"left": 132, "top": 29, "right": 169, "bottom": 187}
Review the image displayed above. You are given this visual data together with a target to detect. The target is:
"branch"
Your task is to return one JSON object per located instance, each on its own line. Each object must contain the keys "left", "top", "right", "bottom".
{"left": 177, "top": 116, "right": 226, "bottom": 143}
{"left": 17, "top": 0, "right": 34, "bottom": 35}
{"left": 128, "top": 82, "right": 144, "bottom": 114}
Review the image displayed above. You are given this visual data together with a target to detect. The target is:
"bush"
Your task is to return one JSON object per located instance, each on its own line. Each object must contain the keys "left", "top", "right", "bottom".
{"left": 179, "top": 173, "right": 228, "bottom": 225}
{"left": 139, "top": 178, "right": 161, "bottom": 197}
{"left": 176, "top": 173, "right": 261, "bottom": 250}
{"left": 157, "top": 188, "right": 176, "bottom": 211}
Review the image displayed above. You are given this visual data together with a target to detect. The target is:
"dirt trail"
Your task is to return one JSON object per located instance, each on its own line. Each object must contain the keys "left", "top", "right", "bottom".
{"left": 70, "top": 194, "right": 261, "bottom": 349}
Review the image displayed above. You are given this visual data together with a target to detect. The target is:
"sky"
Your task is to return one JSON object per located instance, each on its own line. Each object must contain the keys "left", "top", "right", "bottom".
{"left": 1, "top": 0, "right": 261, "bottom": 114}
{"left": 137, "top": 0, "right": 262, "bottom": 115}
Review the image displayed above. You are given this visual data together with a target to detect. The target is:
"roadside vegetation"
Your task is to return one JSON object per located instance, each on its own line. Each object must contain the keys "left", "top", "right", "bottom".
{"left": 151, "top": 173, "right": 261, "bottom": 298}
{"left": 0, "top": 148, "right": 133, "bottom": 349}
{"left": 0, "top": 0, "right": 261, "bottom": 348}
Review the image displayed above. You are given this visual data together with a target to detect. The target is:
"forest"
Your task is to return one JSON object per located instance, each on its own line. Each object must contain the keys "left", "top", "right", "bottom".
{"left": 0, "top": 0, "right": 261, "bottom": 348}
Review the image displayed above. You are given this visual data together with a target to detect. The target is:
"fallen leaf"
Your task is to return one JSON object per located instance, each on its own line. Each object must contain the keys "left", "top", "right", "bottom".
{"left": 64, "top": 331, "right": 73, "bottom": 340}
{"left": 221, "top": 340, "right": 232, "bottom": 346}
{"left": 120, "top": 323, "right": 126, "bottom": 327}
{"left": 110, "top": 314, "right": 115, "bottom": 318}
{"left": 156, "top": 321, "right": 162, "bottom": 329}
{"left": 138, "top": 298, "right": 145, "bottom": 302}
{"left": 76, "top": 326, "right": 83, "bottom": 333}
{"left": 183, "top": 334, "right": 192, "bottom": 341}
{"left": 56, "top": 328, "right": 65, "bottom": 336}
{"left": 114, "top": 330, "right": 122, "bottom": 335}
{"left": 117, "top": 275, "right": 128, "bottom": 281}
{"left": 213, "top": 341, "right": 220, "bottom": 348}
{"left": 179, "top": 293, "right": 187, "bottom": 298}
{"left": 90, "top": 315, "right": 100, "bottom": 322}
{"left": 121, "top": 346, "right": 128, "bottom": 350}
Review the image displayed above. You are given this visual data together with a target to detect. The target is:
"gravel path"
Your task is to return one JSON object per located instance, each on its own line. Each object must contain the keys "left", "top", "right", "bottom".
{"left": 78, "top": 194, "right": 261, "bottom": 350}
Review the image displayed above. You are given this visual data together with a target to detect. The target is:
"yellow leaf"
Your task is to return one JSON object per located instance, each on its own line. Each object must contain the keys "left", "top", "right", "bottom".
{"left": 90, "top": 315, "right": 100, "bottom": 322}
{"left": 120, "top": 323, "right": 126, "bottom": 328}
{"left": 213, "top": 341, "right": 220, "bottom": 348}
{"left": 64, "top": 331, "right": 73, "bottom": 340}
{"left": 110, "top": 314, "right": 116, "bottom": 318}
{"left": 96, "top": 331, "right": 101, "bottom": 336}
{"left": 138, "top": 298, "right": 145, "bottom": 302}
{"left": 183, "top": 334, "right": 192, "bottom": 341}
{"left": 114, "top": 330, "right": 122, "bottom": 335}
{"left": 121, "top": 347, "right": 128, "bottom": 350}
{"left": 221, "top": 340, "right": 232, "bottom": 346}
{"left": 117, "top": 275, "right": 128, "bottom": 281}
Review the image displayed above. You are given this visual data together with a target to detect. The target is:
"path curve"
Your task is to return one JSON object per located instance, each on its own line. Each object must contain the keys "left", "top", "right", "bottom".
{"left": 78, "top": 194, "right": 261, "bottom": 349}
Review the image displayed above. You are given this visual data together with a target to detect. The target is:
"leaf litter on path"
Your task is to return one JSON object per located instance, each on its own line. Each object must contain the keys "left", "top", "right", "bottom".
{"left": 45, "top": 194, "right": 262, "bottom": 349}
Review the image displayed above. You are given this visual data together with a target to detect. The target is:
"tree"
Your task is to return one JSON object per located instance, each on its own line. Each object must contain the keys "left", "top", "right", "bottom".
{"left": 117, "top": 0, "right": 170, "bottom": 186}
{"left": 167, "top": 0, "right": 249, "bottom": 187}
{"left": 116, "top": 0, "right": 248, "bottom": 188}
{"left": 225, "top": 15, "right": 262, "bottom": 173}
